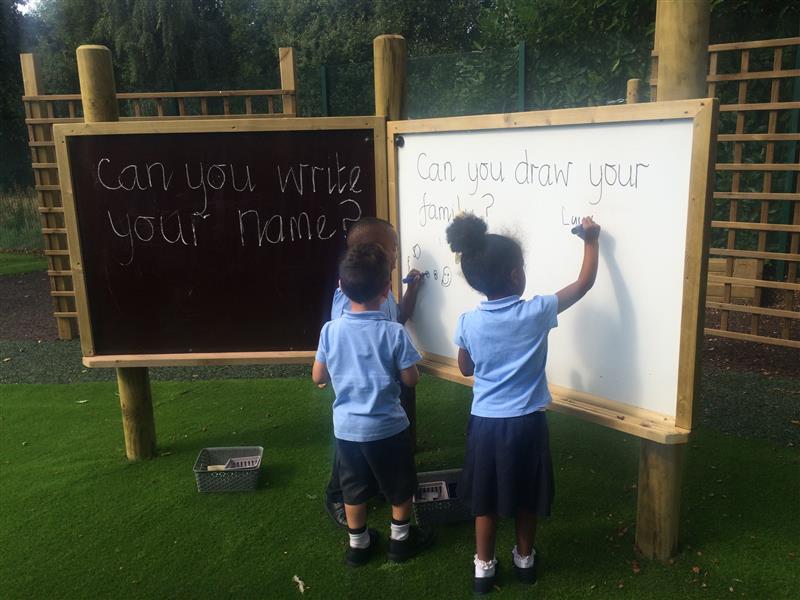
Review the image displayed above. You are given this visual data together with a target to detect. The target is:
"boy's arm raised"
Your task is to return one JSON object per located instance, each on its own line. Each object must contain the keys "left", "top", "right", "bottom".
{"left": 555, "top": 217, "right": 600, "bottom": 314}
{"left": 397, "top": 269, "right": 424, "bottom": 324}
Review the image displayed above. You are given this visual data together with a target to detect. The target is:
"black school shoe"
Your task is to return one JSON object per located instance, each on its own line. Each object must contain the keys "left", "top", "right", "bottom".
{"left": 513, "top": 549, "right": 538, "bottom": 584}
{"left": 473, "top": 562, "right": 499, "bottom": 595}
{"left": 387, "top": 525, "right": 434, "bottom": 563}
{"left": 514, "top": 561, "right": 537, "bottom": 584}
{"left": 324, "top": 497, "right": 348, "bottom": 529}
{"left": 346, "top": 529, "right": 380, "bottom": 567}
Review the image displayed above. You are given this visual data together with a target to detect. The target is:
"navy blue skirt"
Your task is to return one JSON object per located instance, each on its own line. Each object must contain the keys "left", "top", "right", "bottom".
{"left": 459, "top": 411, "right": 555, "bottom": 518}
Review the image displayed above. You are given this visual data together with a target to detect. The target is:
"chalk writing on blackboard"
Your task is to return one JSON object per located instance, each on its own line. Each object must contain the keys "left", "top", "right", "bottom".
{"left": 97, "top": 154, "right": 365, "bottom": 265}
{"left": 107, "top": 210, "right": 199, "bottom": 265}
{"left": 277, "top": 153, "right": 362, "bottom": 196}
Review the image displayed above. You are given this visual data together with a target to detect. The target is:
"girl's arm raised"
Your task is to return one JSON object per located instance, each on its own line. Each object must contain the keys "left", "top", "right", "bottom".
{"left": 556, "top": 217, "right": 600, "bottom": 314}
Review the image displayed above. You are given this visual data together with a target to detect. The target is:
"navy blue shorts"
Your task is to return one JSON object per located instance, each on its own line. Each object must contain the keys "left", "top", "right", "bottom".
{"left": 459, "top": 411, "right": 555, "bottom": 518}
{"left": 335, "top": 427, "right": 417, "bottom": 506}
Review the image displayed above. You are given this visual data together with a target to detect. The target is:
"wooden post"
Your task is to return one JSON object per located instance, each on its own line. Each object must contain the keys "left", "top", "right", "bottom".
{"left": 653, "top": 0, "right": 710, "bottom": 102}
{"left": 373, "top": 34, "right": 407, "bottom": 120}
{"left": 626, "top": 78, "right": 641, "bottom": 104}
{"left": 116, "top": 368, "right": 156, "bottom": 460}
{"left": 374, "top": 34, "right": 415, "bottom": 448}
{"left": 76, "top": 45, "right": 156, "bottom": 460}
{"left": 76, "top": 46, "right": 119, "bottom": 122}
{"left": 636, "top": 441, "right": 685, "bottom": 559}
{"left": 636, "top": 0, "right": 710, "bottom": 560}
{"left": 279, "top": 47, "right": 297, "bottom": 115}
{"left": 20, "top": 53, "right": 78, "bottom": 341}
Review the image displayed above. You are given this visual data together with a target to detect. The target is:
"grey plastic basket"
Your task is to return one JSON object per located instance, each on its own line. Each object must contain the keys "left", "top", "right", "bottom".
{"left": 193, "top": 446, "right": 263, "bottom": 493}
{"left": 412, "top": 468, "right": 472, "bottom": 527}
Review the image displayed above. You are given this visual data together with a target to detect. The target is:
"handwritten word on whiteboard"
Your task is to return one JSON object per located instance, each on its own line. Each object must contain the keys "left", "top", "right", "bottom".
{"left": 396, "top": 119, "right": 694, "bottom": 418}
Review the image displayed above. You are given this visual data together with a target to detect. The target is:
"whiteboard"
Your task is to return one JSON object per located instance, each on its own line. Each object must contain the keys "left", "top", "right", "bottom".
{"left": 393, "top": 112, "right": 702, "bottom": 420}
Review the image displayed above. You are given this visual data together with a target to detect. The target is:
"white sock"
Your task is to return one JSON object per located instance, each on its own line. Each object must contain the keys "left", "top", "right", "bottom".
{"left": 474, "top": 555, "right": 497, "bottom": 578}
{"left": 512, "top": 545, "right": 535, "bottom": 569}
{"left": 390, "top": 519, "right": 410, "bottom": 541}
{"left": 348, "top": 528, "right": 370, "bottom": 549}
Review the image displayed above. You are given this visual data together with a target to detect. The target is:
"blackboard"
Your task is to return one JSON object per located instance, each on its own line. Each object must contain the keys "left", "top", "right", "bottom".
{"left": 388, "top": 100, "right": 717, "bottom": 438}
{"left": 54, "top": 117, "right": 387, "bottom": 363}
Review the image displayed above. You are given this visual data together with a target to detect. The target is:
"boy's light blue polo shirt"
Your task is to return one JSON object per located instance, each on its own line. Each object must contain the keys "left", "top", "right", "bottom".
{"left": 331, "top": 287, "right": 398, "bottom": 322}
{"left": 454, "top": 294, "right": 558, "bottom": 418}
{"left": 316, "top": 310, "right": 421, "bottom": 442}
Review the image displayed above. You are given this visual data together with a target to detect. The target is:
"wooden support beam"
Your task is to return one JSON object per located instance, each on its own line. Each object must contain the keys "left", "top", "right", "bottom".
{"left": 636, "top": 441, "right": 685, "bottom": 559}
{"left": 76, "top": 44, "right": 156, "bottom": 461}
{"left": 374, "top": 33, "right": 413, "bottom": 448}
{"left": 639, "top": 0, "right": 711, "bottom": 560}
{"left": 626, "top": 78, "right": 641, "bottom": 104}
{"left": 654, "top": 0, "right": 710, "bottom": 101}
{"left": 373, "top": 34, "right": 407, "bottom": 121}
{"left": 279, "top": 47, "right": 297, "bottom": 115}
{"left": 116, "top": 368, "right": 156, "bottom": 460}
{"left": 76, "top": 45, "right": 119, "bottom": 122}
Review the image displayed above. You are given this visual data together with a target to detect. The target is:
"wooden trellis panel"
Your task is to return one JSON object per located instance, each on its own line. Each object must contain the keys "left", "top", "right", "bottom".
{"left": 653, "top": 38, "right": 799, "bottom": 349}
{"left": 19, "top": 48, "right": 298, "bottom": 340}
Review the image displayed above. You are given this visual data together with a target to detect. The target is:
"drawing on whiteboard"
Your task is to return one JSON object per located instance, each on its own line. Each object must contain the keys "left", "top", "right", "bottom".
{"left": 395, "top": 118, "right": 695, "bottom": 418}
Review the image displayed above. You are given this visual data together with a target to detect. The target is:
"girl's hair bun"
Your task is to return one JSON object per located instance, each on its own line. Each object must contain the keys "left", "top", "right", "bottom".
{"left": 446, "top": 213, "right": 487, "bottom": 254}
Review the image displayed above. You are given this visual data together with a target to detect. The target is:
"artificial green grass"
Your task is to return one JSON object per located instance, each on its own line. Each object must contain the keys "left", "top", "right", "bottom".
{"left": 0, "top": 252, "right": 47, "bottom": 276}
{"left": 1, "top": 377, "right": 798, "bottom": 599}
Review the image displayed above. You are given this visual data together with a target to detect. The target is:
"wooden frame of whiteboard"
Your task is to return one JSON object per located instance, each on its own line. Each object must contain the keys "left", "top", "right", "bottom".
{"left": 53, "top": 116, "right": 389, "bottom": 368}
{"left": 387, "top": 98, "right": 718, "bottom": 443}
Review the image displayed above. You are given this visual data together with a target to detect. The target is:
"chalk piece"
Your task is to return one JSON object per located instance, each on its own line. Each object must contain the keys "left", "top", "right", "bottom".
{"left": 206, "top": 464, "right": 226, "bottom": 472}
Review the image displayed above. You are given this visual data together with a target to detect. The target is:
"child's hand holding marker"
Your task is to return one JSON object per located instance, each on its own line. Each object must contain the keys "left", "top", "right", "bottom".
{"left": 402, "top": 269, "right": 430, "bottom": 285}
{"left": 571, "top": 217, "right": 601, "bottom": 241}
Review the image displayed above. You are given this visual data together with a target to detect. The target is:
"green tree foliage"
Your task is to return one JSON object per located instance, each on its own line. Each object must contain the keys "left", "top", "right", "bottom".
{"left": 25, "top": 0, "right": 106, "bottom": 93}
{"left": 27, "top": 0, "right": 238, "bottom": 92}
{"left": 0, "top": 0, "right": 32, "bottom": 190}
{"left": 232, "top": 0, "right": 482, "bottom": 68}
{"left": 3, "top": 0, "right": 797, "bottom": 190}
{"left": 478, "top": 0, "right": 656, "bottom": 108}
{"left": 710, "top": 0, "right": 798, "bottom": 43}
{"left": 100, "top": 0, "right": 237, "bottom": 90}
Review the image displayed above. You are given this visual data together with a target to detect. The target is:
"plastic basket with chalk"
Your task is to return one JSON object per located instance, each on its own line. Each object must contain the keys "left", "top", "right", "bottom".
{"left": 192, "top": 446, "right": 263, "bottom": 493}
{"left": 412, "top": 468, "right": 472, "bottom": 527}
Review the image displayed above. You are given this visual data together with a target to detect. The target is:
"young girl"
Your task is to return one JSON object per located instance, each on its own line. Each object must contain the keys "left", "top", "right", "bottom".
{"left": 446, "top": 213, "right": 600, "bottom": 594}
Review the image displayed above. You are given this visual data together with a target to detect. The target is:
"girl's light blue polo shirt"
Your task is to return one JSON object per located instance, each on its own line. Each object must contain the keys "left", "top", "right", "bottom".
{"left": 316, "top": 310, "right": 421, "bottom": 442}
{"left": 330, "top": 287, "right": 398, "bottom": 322}
{"left": 454, "top": 294, "right": 558, "bottom": 418}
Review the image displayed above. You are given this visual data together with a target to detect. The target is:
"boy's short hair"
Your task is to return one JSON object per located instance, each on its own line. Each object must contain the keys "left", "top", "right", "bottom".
{"left": 346, "top": 217, "right": 395, "bottom": 247}
{"left": 339, "top": 243, "right": 391, "bottom": 303}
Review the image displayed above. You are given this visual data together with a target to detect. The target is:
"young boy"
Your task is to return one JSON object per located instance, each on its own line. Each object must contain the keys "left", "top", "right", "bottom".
{"left": 313, "top": 243, "right": 432, "bottom": 565}
{"left": 324, "top": 217, "right": 424, "bottom": 528}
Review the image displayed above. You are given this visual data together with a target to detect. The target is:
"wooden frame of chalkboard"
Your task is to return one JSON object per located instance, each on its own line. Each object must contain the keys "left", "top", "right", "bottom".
{"left": 53, "top": 116, "right": 388, "bottom": 367}
{"left": 387, "top": 99, "right": 717, "bottom": 443}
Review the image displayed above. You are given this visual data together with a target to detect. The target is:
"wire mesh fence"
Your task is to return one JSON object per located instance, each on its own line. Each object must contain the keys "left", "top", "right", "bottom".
{"left": 0, "top": 188, "right": 42, "bottom": 251}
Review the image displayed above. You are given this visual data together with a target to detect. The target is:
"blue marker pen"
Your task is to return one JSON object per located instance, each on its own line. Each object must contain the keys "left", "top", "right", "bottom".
{"left": 403, "top": 271, "right": 430, "bottom": 284}
{"left": 572, "top": 218, "right": 593, "bottom": 237}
